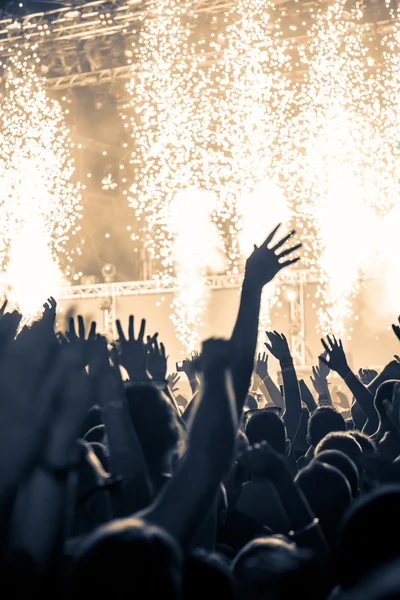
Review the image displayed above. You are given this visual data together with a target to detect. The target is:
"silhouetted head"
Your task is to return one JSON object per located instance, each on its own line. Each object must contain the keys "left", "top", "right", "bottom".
{"left": 349, "top": 430, "right": 376, "bottom": 453}
{"left": 315, "top": 431, "right": 362, "bottom": 465}
{"left": 295, "top": 462, "right": 352, "bottom": 548}
{"left": 307, "top": 407, "right": 346, "bottom": 449}
{"left": 182, "top": 550, "right": 235, "bottom": 600}
{"left": 125, "top": 384, "right": 186, "bottom": 477}
{"left": 69, "top": 518, "right": 182, "bottom": 600}
{"left": 338, "top": 485, "right": 400, "bottom": 589}
{"left": 374, "top": 380, "right": 399, "bottom": 433}
{"left": 245, "top": 411, "right": 289, "bottom": 456}
{"left": 313, "top": 449, "right": 359, "bottom": 497}
{"left": 232, "top": 536, "right": 316, "bottom": 600}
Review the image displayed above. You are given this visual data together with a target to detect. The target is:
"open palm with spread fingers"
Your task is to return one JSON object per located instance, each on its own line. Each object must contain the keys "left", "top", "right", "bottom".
{"left": 116, "top": 316, "right": 148, "bottom": 381}
{"left": 245, "top": 224, "right": 302, "bottom": 288}
{"left": 392, "top": 316, "right": 400, "bottom": 342}
{"left": 265, "top": 331, "right": 291, "bottom": 361}
{"left": 320, "top": 335, "right": 349, "bottom": 377}
{"left": 65, "top": 315, "right": 97, "bottom": 367}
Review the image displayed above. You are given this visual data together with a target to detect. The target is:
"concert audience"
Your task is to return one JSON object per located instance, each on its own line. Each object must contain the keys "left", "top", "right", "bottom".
{"left": 0, "top": 223, "right": 400, "bottom": 598}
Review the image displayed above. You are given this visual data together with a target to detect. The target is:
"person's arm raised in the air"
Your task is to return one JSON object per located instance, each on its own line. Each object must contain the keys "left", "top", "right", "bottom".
{"left": 320, "top": 336, "right": 378, "bottom": 435}
{"left": 358, "top": 368, "right": 378, "bottom": 386}
{"left": 115, "top": 316, "right": 154, "bottom": 381}
{"left": 310, "top": 356, "right": 332, "bottom": 407}
{"left": 392, "top": 315, "right": 400, "bottom": 345}
{"left": 63, "top": 314, "right": 97, "bottom": 369}
{"left": 166, "top": 372, "right": 181, "bottom": 398}
{"left": 0, "top": 306, "right": 48, "bottom": 560}
{"left": 137, "top": 339, "right": 238, "bottom": 547}
{"left": 181, "top": 353, "right": 200, "bottom": 395}
{"left": 265, "top": 331, "right": 302, "bottom": 441}
{"left": 230, "top": 224, "right": 301, "bottom": 414}
{"left": 254, "top": 352, "right": 284, "bottom": 410}
{"left": 11, "top": 342, "right": 90, "bottom": 582}
{"left": 240, "top": 441, "right": 329, "bottom": 557}
{"left": 299, "top": 379, "right": 318, "bottom": 414}
{"left": 91, "top": 334, "right": 152, "bottom": 515}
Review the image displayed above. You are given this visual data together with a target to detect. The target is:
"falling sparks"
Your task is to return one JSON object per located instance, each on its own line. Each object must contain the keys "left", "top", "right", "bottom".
{"left": 238, "top": 181, "right": 291, "bottom": 350}
{"left": 0, "top": 48, "right": 81, "bottom": 319}
{"left": 124, "top": 0, "right": 400, "bottom": 349}
{"left": 168, "top": 188, "right": 225, "bottom": 353}
{"left": 281, "top": 0, "right": 400, "bottom": 336}
{"left": 124, "top": 0, "right": 295, "bottom": 347}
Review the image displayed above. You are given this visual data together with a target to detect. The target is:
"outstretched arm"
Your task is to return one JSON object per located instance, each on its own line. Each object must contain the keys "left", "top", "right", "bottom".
{"left": 320, "top": 336, "right": 378, "bottom": 434}
{"left": 310, "top": 355, "right": 332, "bottom": 406}
{"left": 265, "top": 331, "right": 302, "bottom": 441}
{"left": 299, "top": 379, "right": 318, "bottom": 414}
{"left": 230, "top": 225, "right": 301, "bottom": 414}
{"left": 11, "top": 342, "right": 89, "bottom": 576}
{"left": 254, "top": 352, "right": 284, "bottom": 410}
{"left": 91, "top": 335, "right": 152, "bottom": 515}
{"left": 137, "top": 339, "right": 238, "bottom": 547}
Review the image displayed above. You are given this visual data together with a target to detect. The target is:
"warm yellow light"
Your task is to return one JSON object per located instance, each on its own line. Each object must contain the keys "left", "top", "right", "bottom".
{"left": 0, "top": 47, "right": 81, "bottom": 320}
{"left": 123, "top": 0, "right": 400, "bottom": 345}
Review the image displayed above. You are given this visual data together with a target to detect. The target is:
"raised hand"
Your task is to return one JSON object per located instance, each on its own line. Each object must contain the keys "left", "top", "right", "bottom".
{"left": 182, "top": 352, "right": 199, "bottom": 380}
{"left": 42, "top": 296, "right": 57, "bottom": 330}
{"left": 180, "top": 352, "right": 200, "bottom": 394}
{"left": 0, "top": 300, "right": 21, "bottom": 356}
{"left": 392, "top": 316, "right": 400, "bottom": 342}
{"left": 147, "top": 335, "right": 167, "bottom": 380}
{"left": 255, "top": 351, "right": 269, "bottom": 380}
{"left": 310, "top": 364, "right": 330, "bottom": 402}
{"left": 65, "top": 315, "right": 97, "bottom": 367}
{"left": 167, "top": 372, "right": 180, "bottom": 395}
{"left": 116, "top": 316, "right": 148, "bottom": 381}
{"left": 265, "top": 331, "right": 291, "bottom": 362}
{"left": 90, "top": 335, "right": 124, "bottom": 408}
{"left": 320, "top": 335, "right": 349, "bottom": 377}
{"left": 358, "top": 368, "right": 378, "bottom": 386}
{"left": 245, "top": 225, "right": 301, "bottom": 289}
{"left": 318, "top": 351, "right": 330, "bottom": 378}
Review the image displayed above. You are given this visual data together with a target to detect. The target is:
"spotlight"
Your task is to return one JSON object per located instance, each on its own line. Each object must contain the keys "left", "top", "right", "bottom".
{"left": 285, "top": 289, "right": 297, "bottom": 303}
{"left": 101, "top": 263, "right": 116, "bottom": 283}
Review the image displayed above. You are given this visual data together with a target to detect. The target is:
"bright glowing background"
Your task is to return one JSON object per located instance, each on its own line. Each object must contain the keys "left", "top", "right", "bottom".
{"left": 123, "top": 0, "right": 400, "bottom": 350}
{"left": 0, "top": 49, "right": 81, "bottom": 320}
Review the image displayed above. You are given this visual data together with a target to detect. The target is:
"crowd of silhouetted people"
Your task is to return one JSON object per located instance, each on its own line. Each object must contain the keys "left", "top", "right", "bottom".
{"left": 1, "top": 223, "right": 400, "bottom": 599}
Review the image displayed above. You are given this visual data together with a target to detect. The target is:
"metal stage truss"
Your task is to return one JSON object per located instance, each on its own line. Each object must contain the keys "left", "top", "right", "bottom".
{"left": 57, "top": 269, "right": 318, "bottom": 366}
{"left": 0, "top": 0, "right": 397, "bottom": 90}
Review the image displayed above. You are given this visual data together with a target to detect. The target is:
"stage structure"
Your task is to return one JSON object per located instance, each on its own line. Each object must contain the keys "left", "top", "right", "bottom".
{"left": 1, "top": 0, "right": 399, "bottom": 366}
{"left": 57, "top": 269, "right": 317, "bottom": 366}
{"left": 0, "top": 0, "right": 398, "bottom": 90}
